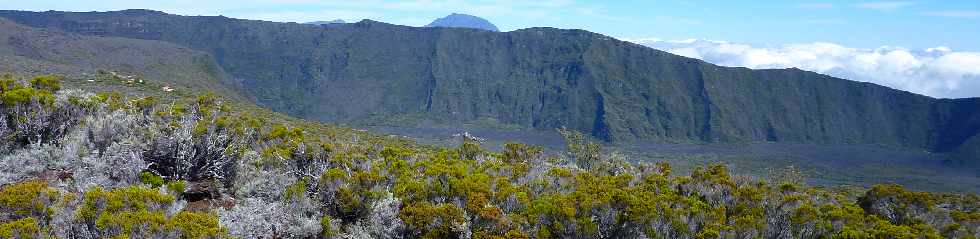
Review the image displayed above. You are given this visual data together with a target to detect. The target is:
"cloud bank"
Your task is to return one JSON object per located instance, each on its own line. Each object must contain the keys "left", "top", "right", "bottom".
{"left": 625, "top": 38, "right": 980, "bottom": 99}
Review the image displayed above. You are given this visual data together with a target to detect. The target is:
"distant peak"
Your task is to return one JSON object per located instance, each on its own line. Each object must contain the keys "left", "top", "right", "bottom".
{"left": 424, "top": 13, "right": 499, "bottom": 32}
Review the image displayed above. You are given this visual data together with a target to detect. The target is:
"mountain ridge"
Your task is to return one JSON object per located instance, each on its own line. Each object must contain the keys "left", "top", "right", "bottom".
{"left": 0, "top": 9, "right": 976, "bottom": 161}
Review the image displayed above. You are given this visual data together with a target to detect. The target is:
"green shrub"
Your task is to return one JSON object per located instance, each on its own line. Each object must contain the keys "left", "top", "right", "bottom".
{"left": 321, "top": 215, "right": 336, "bottom": 237}
{"left": 95, "top": 92, "right": 125, "bottom": 110}
{"left": 0, "top": 180, "right": 59, "bottom": 220}
{"left": 858, "top": 184, "right": 934, "bottom": 225}
{"left": 399, "top": 202, "right": 467, "bottom": 238}
{"left": 1, "top": 87, "right": 53, "bottom": 106}
{"left": 29, "top": 75, "right": 61, "bottom": 92}
{"left": 140, "top": 172, "right": 165, "bottom": 188}
{"left": 0, "top": 75, "right": 21, "bottom": 92}
{"left": 283, "top": 179, "right": 307, "bottom": 201}
{"left": 76, "top": 186, "right": 175, "bottom": 223}
{"left": 167, "top": 181, "right": 187, "bottom": 194}
{"left": 167, "top": 211, "right": 227, "bottom": 239}
{"left": 0, "top": 217, "right": 44, "bottom": 239}
{"left": 75, "top": 186, "right": 227, "bottom": 238}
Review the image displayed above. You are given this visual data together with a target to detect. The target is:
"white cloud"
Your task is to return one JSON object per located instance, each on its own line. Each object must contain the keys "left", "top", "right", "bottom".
{"left": 921, "top": 10, "right": 980, "bottom": 19}
{"left": 625, "top": 38, "right": 980, "bottom": 98}
{"left": 856, "top": 1, "right": 916, "bottom": 11}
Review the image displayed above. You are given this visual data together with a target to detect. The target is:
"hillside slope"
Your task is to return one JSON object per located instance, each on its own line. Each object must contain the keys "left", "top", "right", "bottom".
{"left": 0, "top": 10, "right": 976, "bottom": 158}
{"left": 1, "top": 76, "right": 976, "bottom": 238}
{"left": 0, "top": 18, "right": 243, "bottom": 100}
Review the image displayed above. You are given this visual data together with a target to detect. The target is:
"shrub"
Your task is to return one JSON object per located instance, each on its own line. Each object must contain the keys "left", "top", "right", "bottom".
{"left": 558, "top": 128, "right": 602, "bottom": 170}
{"left": 29, "top": 75, "right": 61, "bottom": 92}
{"left": 140, "top": 171, "right": 165, "bottom": 188}
{"left": 0, "top": 74, "right": 19, "bottom": 92}
{"left": 216, "top": 198, "right": 289, "bottom": 238}
{"left": 0, "top": 217, "right": 44, "bottom": 239}
{"left": 320, "top": 215, "right": 336, "bottom": 237}
{"left": 858, "top": 184, "right": 934, "bottom": 225}
{"left": 0, "top": 75, "right": 977, "bottom": 238}
{"left": 144, "top": 98, "right": 240, "bottom": 187}
{"left": 399, "top": 202, "right": 468, "bottom": 238}
{"left": 75, "top": 186, "right": 227, "bottom": 238}
{"left": 0, "top": 180, "right": 59, "bottom": 221}
{"left": 283, "top": 179, "right": 307, "bottom": 201}
{"left": 168, "top": 211, "right": 227, "bottom": 239}
{"left": 168, "top": 181, "right": 187, "bottom": 194}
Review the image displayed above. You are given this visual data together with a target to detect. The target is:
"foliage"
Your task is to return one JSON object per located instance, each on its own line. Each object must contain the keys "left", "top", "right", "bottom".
{"left": 29, "top": 75, "right": 61, "bottom": 92}
{"left": 168, "top": 211, "right": 227, "bottom": 239}
{"left": 558, "top": 128, "right": 601, "bottom": 170}
{"left": 140, "top": 171, "right": 165, "bottom": 188}
{"left": 0, "top": 74, "right": 977, "bottom": 238}
{"left": 75, "top": 185, "right": 226, "bottom": 238}
{"left": 0, "top": 217, "right": 44, "bottom": 239}
{"left": 0, "top": 180, "right": 59, "bottom": 220}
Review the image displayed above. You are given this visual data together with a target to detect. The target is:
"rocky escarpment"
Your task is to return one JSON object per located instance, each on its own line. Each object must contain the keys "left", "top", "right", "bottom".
{"left": 0, "top": 10, "right": 976, "bottom": 160}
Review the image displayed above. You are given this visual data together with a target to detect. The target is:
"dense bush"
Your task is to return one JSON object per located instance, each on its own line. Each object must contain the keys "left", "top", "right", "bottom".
{"left": 0, "top": 74, "right": 977, "bottom": 238}
{"left": 0, "top": 75, "right": 79, "bottom": 151}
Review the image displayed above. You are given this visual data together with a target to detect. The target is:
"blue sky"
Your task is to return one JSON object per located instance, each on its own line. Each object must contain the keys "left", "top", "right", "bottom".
{"left": 5, "top": 0, "right": 980, "bottom": 98}
{"left": 4, "top": 0, "right": 979, "bottom": 50}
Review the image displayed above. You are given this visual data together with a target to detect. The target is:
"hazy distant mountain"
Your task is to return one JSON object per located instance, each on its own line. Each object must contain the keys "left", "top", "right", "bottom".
{"left": 424, "top": 13, "right": 498, "bottom": 31}
{"left": 305, "top": 19, "right": 345, "bottom": 25}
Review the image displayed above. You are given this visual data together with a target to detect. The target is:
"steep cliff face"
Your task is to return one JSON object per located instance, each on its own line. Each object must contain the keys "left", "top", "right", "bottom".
{"left": 1, "top": 10, "right": 977, "bottom": 157}
{"left": 932, "top": 98, "right": 980, "bottom": 160}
